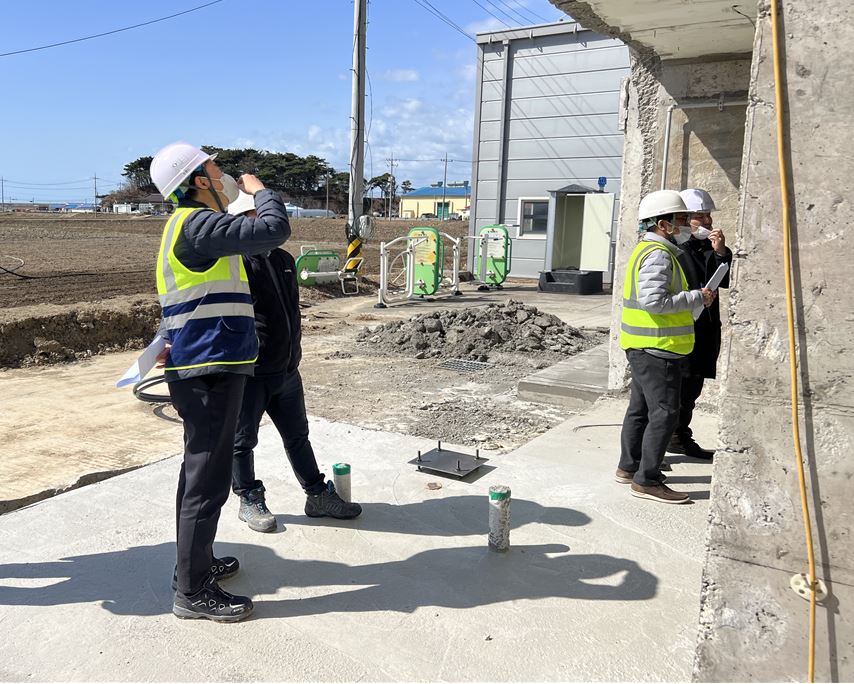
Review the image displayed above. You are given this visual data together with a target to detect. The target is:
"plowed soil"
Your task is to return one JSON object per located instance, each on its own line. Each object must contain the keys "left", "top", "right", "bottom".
{"left": 0, "top": 214, "right": 468, "bottom": 310}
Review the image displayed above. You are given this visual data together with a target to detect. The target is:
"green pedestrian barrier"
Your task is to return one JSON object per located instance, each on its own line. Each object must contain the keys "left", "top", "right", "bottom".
{"left": 475, "top": 224, "right": 512, "bottom": 287}
{"left": 408, "top": 226, "right": 444, "bottom": 296}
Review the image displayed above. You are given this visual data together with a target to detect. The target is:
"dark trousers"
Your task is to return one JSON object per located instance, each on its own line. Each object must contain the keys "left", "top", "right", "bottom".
{"left": 673, "top": 374, "right": 705, "bottom": 440}
{"left": 619, "top": 350, "right": 685, "bottom": 486}
{"left": 170, "top": 373, "right": 246, "bottom": 595}
{"left": 232, "top": 369, "right": 325, "bottom": 497}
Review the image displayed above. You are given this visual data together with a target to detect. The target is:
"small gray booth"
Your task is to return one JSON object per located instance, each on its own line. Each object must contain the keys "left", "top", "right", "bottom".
{"left": 539, "top": 184, "right": 615, "bottom": 294}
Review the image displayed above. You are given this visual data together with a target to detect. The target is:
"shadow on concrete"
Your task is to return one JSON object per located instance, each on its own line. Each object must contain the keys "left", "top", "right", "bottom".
{"left": 235, "top": 544, "right": 658, "bottom": 619}
{"left": 0, "top": 503, "right": 654, "bottom": 620}
{"left": 663, "top": 475, "right": 712, "bottom": 485}
{"left": 0, "top": 542, "right": 656, "bottom": 619}
{"left": 274, "top": 495, "right": 592, "bottom": 535}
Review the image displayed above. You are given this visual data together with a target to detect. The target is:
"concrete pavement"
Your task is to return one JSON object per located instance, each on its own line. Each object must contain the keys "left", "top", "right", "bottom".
{"left": 0, "top": 398, "right": 715, "bottom": 681}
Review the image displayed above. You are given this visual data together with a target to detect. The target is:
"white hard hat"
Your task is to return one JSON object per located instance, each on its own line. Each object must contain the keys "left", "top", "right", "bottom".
{"left": 637, "top": 190, "right": 688, "bottom": 221}
{"left": 680, "top": 188, "right": 717, "bottom": 213}
{"left": 150, "top": 142, "right": 217, "bottom": 198}
{"left": 228, "top": 191, "right": 256, "bottom": 216}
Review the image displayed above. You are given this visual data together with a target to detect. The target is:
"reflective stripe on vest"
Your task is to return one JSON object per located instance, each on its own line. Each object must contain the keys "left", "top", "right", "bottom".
{"left": 619, "top": 240, "right": 695, "bottom": 355}
{"left": 156, "top": 207, "right": 258, "bottom": 372}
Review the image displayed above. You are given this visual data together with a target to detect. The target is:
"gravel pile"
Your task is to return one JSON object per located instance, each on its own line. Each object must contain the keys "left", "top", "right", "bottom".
{"left": 357, "top": 300, "right": 600, "bottom": 361}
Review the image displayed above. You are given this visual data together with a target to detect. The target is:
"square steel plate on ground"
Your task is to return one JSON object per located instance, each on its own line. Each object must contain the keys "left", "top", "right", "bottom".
{"left": 408, "top": 442, "right": 489, "bottom": 478}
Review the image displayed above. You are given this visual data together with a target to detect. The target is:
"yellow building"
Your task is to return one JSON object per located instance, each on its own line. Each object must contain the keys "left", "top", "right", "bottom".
{"left": 399, "top": 183, "right": 470, "bottom": 219}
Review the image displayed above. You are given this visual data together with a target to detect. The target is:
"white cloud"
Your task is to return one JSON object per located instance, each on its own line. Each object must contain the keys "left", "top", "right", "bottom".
{"left": 222, "top": 96, "right": 475, "bottom": 188}
{"left": 464, "top": 17, "right": 506, "bottom": 35}
{"left": 380, "top": 68, "right": 420, "bottom": 82}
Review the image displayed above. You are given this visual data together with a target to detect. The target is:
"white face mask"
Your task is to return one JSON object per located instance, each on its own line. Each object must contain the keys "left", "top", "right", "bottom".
{"left": 693, "top": 226, "right": 712, "bottom": 240}
{"left": 674, "top": 229, "right": 692, "bottom": 245}
{"left": 218, "top": 173, "right": 240, "bottom": 204}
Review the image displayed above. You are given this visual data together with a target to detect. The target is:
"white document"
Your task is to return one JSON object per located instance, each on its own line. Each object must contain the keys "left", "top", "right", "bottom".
{"left": 705, "top": 262, "right": 729, "bottom": 291}
{"left": 692, "top": 263, "right": 729, "bottom": 321}
{"left": 116, "top": 335, "right": 166, "bottom": 388}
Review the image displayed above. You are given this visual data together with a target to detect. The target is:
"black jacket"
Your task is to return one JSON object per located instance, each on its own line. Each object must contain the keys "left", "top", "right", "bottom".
{"left": 174, "top": 189, "right": 291, "bottom": 270}
{"left": 242, "top": 249, "right": 302, "bottom": 376}
{"left": 676, "top": 237, "right": 732, "bottom": 379}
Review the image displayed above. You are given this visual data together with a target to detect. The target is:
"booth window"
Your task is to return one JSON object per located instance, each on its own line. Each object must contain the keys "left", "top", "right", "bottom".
{"left": 520, "top": 199, "right": 548, "bottom": 236}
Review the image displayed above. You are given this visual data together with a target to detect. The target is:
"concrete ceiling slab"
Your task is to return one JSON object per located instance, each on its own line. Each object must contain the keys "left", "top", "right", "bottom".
{"left": 551, "top": 0, "right": 756, "bottom": 59}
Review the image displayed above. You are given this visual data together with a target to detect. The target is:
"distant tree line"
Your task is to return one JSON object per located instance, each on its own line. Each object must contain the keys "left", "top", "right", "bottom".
{"left": 100, "top": 147, "right": 415, "bottom": 215}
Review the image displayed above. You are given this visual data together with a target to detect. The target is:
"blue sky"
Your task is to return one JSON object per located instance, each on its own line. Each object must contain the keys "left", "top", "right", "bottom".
{"left": 1, "top": 0, "right": 566, "bottom": 203}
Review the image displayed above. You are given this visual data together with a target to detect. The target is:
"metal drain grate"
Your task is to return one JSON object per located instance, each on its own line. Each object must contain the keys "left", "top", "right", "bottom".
{"left": 438, "top": 358, "right": 495, "bottom": 373}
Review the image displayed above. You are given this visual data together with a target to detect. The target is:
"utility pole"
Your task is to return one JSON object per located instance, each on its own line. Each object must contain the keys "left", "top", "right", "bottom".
{"left": 1, "top": 176, "right": 5, "bottom": 213}
{"left": 347, "top": 0, "right": 367, "bottom": 228}
{"left": 386, "top": 152, "right": 397, "bottom": 219}
{"left": 93, "top": 174, "right": 98, "bottom": 215}
{"left": 325, "top": 169, "right": 330, "bottom": 215}
{"left": 441, "top": 153, "right": 449, "bottom": 220}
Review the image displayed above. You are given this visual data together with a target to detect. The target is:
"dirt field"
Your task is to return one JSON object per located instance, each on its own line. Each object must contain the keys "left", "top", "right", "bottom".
{"left": 0, "top": 214, "right": 468, "bottom": 309}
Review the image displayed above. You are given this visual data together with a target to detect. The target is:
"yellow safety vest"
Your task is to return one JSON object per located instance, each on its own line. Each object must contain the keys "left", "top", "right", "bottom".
{"left": 620, "top": 240, "right": 695, "bottom": 355}
{"left": 155, "top": 207, "right": 257, "bottom": 375}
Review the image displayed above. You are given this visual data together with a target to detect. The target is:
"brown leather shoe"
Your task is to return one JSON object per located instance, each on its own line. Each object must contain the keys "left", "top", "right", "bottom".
{"left": 630, "top": 482, "right": 690, "bottom": 504}
{"left": 616, "top": 469, "right": 667, "bottom": 485}
{"left": 615, "top": 468, "right": 635, "bottom": 484}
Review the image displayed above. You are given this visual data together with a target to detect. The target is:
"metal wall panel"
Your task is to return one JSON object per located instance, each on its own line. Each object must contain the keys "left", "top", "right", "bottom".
{"left": 479, "top": 157, "right": 622, "bottom": 182}
{"left": 479, "top": 135, "right": 624, "bottom": 163}
{"left": 481, "top": 70, "right": 627, "bottom": 102}
{"left": 471, "top": 24, "right": 630, "bottom": 280}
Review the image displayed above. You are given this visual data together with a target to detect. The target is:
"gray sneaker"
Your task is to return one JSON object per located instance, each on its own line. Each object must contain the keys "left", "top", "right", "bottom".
{"left": 305, "top": 481, "right": 363, "bottom": 519}
{"left": 238, "top": 487, "right": 277, "bottom": 533}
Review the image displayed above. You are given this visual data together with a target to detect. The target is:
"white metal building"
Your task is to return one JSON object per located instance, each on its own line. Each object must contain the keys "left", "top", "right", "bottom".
{"left": 468, "top": 21, "right": 630, "bottom": 281}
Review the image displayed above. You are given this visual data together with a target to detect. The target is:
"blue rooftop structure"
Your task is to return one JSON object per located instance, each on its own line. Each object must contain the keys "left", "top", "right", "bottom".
{"left": 402, "top": 185, "right": 469, "bottom": 198}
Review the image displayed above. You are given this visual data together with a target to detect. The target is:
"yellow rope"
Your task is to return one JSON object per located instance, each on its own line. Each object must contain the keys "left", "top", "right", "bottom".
{"left": 769, "top": 1, "right": 818, "bottom": 680}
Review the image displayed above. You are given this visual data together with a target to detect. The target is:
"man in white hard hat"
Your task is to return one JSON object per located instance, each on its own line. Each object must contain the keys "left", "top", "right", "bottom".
{"left": 616, "top": 190, "right": 715, "bottom": 504}
{"left": 225, "top": 193, "right": 362, "bottom": 533}
{"left": 150, "top": 142, "right": 291, "bottom": 622}
{"left": 665, "top": 188, "right": 732, "bottom": 460}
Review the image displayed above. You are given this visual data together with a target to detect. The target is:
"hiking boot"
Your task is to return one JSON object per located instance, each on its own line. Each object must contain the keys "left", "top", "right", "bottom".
{"left": 630, "top": 482, "right": 690, "bottom": 504}
{"left": 173, "top": 574, "right": 253, "bottom": 623}
{"left": 238, "top": 486, "right": 277, "bottom": 533}
{"left": 305, "top": 480, "right": 362, "bottom": 519}
{"left": 172, "top": 556, "right": 239, "bottom": 591}
{"left": 615, "top": 469, "right": 666, "bottom": 484}
{"left": 668, "top": 436, "right": 714, "bottom": 459}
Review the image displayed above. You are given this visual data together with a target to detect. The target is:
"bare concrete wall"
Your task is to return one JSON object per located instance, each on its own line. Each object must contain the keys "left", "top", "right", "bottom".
{"left": 695, "top": 1, "right": 854, "bottom": 680}
{"left": 607, "top": 55, "right": 750, "bottom": 389}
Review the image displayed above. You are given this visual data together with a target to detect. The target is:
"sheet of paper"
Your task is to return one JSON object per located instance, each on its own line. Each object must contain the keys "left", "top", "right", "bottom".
{"left": 116, "top": 335, "right": 166, "bottom": 388}
{"left": 705, "top": 262, "right": 729, "bottom": 291}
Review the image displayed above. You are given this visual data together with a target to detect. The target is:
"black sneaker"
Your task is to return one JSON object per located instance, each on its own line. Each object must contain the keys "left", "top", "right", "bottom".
{"left": 668, "top": 436, "right": 714, "bottom": 460}
{"left": 172, "top": 556, "right": 239, "bottom": 592}
{"left": 173, "top": 575, "right": 253, "bottom": 623}
{"left": 305, "top": 481, "right": 362, "bottom": 519}
{"left": 238, "top": 486, "right": 277, "bottom": 533}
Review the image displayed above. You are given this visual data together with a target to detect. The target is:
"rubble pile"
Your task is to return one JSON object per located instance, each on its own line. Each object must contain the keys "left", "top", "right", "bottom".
{"left": 357, "top": 300, "right": 600, "bottom": 361}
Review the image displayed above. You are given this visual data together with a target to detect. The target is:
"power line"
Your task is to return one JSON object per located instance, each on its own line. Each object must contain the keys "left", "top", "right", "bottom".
{"left": 3, "top": 177, "right": 93, "bottom": 186}
{"left": 486, "top": 0, "right": 533, "bottom": 25}
{"left": 496, "top": 0, "right": 550, "bottom": 24}
{"left": 0, "top": 0, "right": 224, "bottom": 58}
{"left": 410, "top": 0, "right": 475, "bottom": 42}
{"left": 469, "top": 0, "right": 512, "bottom": 28}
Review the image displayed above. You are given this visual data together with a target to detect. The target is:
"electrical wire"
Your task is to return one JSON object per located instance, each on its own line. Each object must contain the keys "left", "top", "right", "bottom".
{"left": 3, "top": 178, "right": 93, "bottom": 186}
{"left": 0, "top": 1, "right": 224, "bottom": 58}
{"left": 469, "top": 0, "right": 512, "bottom": 28}
{"left": 409, "top": 0, "right": 475, "bottom": 42}
{"left": 496, "top": 0, "right": 549, "bottom": 24}
{"left": 770, "top": 1, "right": 818, "bottom": 680}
